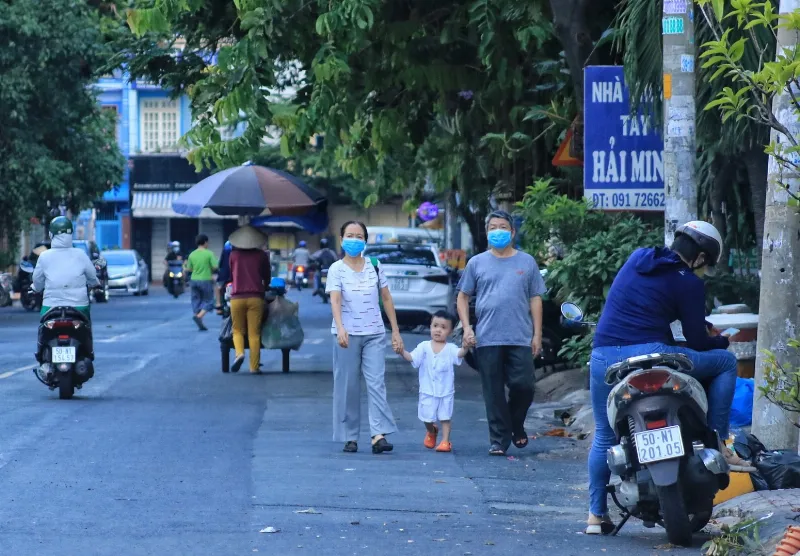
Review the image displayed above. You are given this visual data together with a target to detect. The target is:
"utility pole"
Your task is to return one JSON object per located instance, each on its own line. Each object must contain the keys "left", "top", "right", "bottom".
{"left": 752, "top": 0, "right": 800, "bottom": 453}
{"left": 662, "top": 0, "right": 698, "bottom": 245}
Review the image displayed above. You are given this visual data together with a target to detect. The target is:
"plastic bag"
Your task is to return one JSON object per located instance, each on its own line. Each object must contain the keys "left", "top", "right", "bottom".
{"left": 729, "top": 377, "right": 754, "bottom": 428}
{"left": 261, "top": 296, "right": 304, "bottom": 351}
{"left": 755, "top": 451, "right": 800, "bottom": 490}
{"left": 219, "top": 315, "right": 233, "bottom": 343}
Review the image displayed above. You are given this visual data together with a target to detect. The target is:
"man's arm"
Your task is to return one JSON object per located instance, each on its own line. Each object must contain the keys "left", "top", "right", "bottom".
{"left": 83, "top": 254, "right": 100, "bottom": 288}
{"left": 677, "top": 279, "right": 729, "bottom": 351}
{"left": 32, "top": 257, "right": 46, "bottom": 292}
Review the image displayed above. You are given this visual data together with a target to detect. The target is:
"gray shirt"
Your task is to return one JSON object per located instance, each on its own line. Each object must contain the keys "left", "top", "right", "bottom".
{"left": 457, "top": 250, "right": 546, "bottom": 347}
{"left": 293, "top": 247, "right": 310, "bottom": 265}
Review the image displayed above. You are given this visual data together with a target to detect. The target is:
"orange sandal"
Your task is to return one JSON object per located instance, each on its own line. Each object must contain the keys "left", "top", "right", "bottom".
{"left": 424, "top": 426, "right": 438, "bottom": 449}
{"left": 435, "top": 441, "right": 452, "bottom": 452}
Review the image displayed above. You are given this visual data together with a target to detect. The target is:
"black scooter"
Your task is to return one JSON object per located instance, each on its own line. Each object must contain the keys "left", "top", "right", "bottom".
{"left": 166, "top": 260, "right": 185, "bottom": 298}
{"left": 32, "top": 257, "right": 106, "bottom": 399}
{"left": 560, "top": 303, "right": 730, "bottom": 547}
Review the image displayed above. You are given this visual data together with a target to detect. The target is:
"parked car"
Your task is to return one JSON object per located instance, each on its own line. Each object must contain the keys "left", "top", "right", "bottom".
{"left": 74, "top": 240, "right": 109, "bottom": 302}
{"left": 364, "top": 243, "right": 454, "bottom": 327}
{"left": 102, "top": 249, "right": 150, "bottom": 296}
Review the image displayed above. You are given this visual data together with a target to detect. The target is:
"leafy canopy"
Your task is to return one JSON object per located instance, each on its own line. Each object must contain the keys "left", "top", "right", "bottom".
{"left": 0, "top": 0, "right": 125, "bottom": 251}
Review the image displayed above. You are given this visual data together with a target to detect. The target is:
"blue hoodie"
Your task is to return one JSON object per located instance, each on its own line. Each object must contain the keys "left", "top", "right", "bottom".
{"left": 594, "top": 247, "right": 729, "bottom": 352}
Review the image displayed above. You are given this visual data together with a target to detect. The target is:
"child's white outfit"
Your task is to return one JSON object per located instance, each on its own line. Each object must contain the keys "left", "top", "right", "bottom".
{"left": 409, "top": 341, "right": 462, "bottom": 422}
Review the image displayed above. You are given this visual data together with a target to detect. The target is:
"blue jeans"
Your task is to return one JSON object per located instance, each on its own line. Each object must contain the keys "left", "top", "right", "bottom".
{"left": 587, "top": 342, "right": 737, "bottom": 516}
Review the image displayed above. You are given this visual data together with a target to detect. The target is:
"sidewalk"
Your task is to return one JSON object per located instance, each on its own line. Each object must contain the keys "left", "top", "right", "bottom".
{"left": 246, "top": 358, "right": 668, "bottom": 555}
{"left": 710, "top": 490, "right": 800, "bottom": 553}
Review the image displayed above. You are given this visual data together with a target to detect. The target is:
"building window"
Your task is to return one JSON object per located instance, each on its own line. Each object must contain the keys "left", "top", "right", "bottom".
{"left": 102, "top": 105, "right": 120, "bottom": 144}
{"left": 140, "top": 99, "right": 179, "bottom": 153}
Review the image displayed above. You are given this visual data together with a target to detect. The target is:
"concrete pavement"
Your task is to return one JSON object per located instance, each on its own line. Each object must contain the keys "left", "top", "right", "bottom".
{"left": 0, "top": 288, "right": 671, "bottom": 555}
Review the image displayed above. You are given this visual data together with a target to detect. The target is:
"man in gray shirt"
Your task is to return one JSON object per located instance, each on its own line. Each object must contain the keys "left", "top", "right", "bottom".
{"left": 456, "top": 210, "right": 546, "bottom": 456}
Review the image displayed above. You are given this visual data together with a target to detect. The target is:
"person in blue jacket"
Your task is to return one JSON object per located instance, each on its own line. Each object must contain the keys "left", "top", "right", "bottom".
{"left": 585, "top": 221, "right": 754, "bottom": 535}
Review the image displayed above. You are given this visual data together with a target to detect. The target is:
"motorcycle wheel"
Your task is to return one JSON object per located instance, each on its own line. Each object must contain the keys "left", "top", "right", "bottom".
{"left": 22, "top": 299, "right": 37, "bottom": 312}
{"left": 58, "top": 372, "right": 75, "bottom": 400}
{"left": 656, "top": 483, "right": 693, "bottom": 547}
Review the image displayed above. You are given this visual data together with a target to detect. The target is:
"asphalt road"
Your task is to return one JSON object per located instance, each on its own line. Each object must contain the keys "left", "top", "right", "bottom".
{"left": 0, "top": 288, "right": 680, "bottom": 555}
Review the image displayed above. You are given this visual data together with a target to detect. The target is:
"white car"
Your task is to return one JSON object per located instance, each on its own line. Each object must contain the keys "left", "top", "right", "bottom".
{"left": 102, "top": 249, "right": 150, "bottom": 296}
{"left": 364, "top": 243, "right": 452, "bottom": 327}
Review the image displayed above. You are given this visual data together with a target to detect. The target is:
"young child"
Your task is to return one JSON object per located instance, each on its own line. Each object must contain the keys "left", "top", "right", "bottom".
{"left": 402, "top": 310, "right": 467, "bottom": 452}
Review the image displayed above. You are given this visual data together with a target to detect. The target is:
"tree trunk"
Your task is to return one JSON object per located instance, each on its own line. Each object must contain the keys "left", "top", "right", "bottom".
{"left": 752, "top": 0, "right": 800, "bottom": 452}
{"left": 460, "top": 203, "right": 487, "bottom": 253}
{"left": 744, "top": 146, "right": 768, "bottom": 263}
{"left": 549, "top": 0, "right": 594, "bottom": 158}
{"left": 711, "top": 156, "right": 733, "bottom": 273}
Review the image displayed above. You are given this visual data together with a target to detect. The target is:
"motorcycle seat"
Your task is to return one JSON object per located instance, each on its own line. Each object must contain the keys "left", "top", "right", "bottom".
{"left": 40, "top": 306, "right": 90, "bottom": 324}
{"left": 604, "top": 352, "right": 693, "bottom": 385}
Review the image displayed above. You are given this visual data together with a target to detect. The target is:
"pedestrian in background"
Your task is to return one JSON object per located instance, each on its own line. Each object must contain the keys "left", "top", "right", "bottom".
{"left": 456, "top": 210, "right": 545, "bottom": 456}
{"left": 326, "top": 220, "right": 404, "bottom": 454}
{"left": 228, "top": 226, "right": 270, "bottom": 374}
{"left": 215, "top": 240, "right": 233, "bottom": 314}
{"left": 185, "top": 234, "right": 218, "bottom": 331}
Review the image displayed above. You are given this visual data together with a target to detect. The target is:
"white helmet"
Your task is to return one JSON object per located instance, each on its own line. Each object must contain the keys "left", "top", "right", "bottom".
{"left": 674, "top": 221, "right": 723, "bottom": 265}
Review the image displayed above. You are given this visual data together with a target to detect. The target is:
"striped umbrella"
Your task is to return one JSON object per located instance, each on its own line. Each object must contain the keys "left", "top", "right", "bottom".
{"left": 172, "top": 165, "right": 326, "bottom": 217}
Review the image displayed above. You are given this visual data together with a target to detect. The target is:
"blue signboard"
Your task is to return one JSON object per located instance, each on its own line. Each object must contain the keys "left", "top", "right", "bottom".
{"left": 583, "top": 66, "right": 664, "bottom": 211}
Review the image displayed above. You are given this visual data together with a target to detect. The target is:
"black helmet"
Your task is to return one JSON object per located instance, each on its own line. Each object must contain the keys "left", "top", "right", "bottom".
{"left": 320, "top": 238, "right": 329, "bottom": 247}
{"left": 674, "top": 221, "right": 723, "bottom": 266}
{"left": 49, "top": 216, "right": 73, "bottom": 237}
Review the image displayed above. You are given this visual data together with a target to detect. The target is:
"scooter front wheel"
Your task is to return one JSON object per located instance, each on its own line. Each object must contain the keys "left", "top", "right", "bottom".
{"left": 656, "top": 483, "right": 693, "bottom": 547}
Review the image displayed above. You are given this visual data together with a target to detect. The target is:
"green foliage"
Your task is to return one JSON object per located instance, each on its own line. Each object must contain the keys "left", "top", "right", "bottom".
{"left": 0, "top": 0, "right": 124, "bottom": 249}
{"left": 517, "top": 179, "right": 663, "bottom": 365}
{"left": 117, "top": 0, "right": 599, "bottom": 250}
{"left": 760, "top": 339, "right": 800, "bottom": 422}
{"left": 516, "top": 179, "right": 607, "bottom": 261}
{"left": 547, "top": 217, "right": 663, "bottom": 317}
{"left": 701, "top": 518, "right": 767, "bottom": 556}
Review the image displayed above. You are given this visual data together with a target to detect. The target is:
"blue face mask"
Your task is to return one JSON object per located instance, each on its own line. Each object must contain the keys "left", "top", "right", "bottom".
{"left": 487, "top": 229, "right": 512, "bottom": 250}
{"left": 341, "top": 238, "right": 366, "bottom": 257}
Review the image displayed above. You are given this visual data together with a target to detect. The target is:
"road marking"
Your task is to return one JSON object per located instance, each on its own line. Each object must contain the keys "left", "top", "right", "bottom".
{"left": 0, "top": 365, "right": 34, "bottom": 380}
{"left": 308, "top": 338, "right": 325, "bottom": 345}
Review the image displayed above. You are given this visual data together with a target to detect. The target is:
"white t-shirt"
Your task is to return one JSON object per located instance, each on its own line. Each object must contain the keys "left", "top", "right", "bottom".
{"left": 409, "top": 341, "right": 463, "bottom": 398}
{"left": 326, "top": 259, "right": 387, "bottom": 336}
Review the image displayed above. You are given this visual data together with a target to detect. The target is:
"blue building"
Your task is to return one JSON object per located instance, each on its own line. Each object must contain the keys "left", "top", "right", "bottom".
{"left": 94, "top": 70, "right": 238, "bottom": 281}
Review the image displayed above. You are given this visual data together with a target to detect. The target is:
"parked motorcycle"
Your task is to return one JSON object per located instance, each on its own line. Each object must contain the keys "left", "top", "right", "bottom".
{"left": 166, "top": 259, "right": 185, "bottom": 298}
{"left": 560, "top": 303, "right": 730, "bottom": 547}
{"left": 0, "top": 272, "right": 13, "bottom": 307}
{"left": 32, "top": 258, "right": 105, "bottom": 399}
{"left": 293, "top": 264, "right": 308, "bottom": 290}
{"left": 17, "top": 260, "right": 42, "bottom": 312}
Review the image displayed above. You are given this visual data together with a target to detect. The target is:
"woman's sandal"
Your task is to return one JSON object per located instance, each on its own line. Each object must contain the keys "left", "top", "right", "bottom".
{"left": 371, "top": 437, "right": 393, "bottom": 454}
{"left": 489, "top": 443, "right": 506, "bottom": 456}
{"left": 343, "top": 441, "right": 358, "bottom": 453}
{"left": 512, "top": 430, "right": 529, "bottom": 449}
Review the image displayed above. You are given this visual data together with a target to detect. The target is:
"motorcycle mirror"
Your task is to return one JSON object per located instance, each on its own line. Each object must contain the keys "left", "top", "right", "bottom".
{"left": 560, "top": 302, "right": 584, "bottom": 322}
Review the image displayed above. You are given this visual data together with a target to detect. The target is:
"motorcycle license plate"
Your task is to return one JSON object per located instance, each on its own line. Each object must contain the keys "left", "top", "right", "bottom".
{"left": 52, "top": 347, "right": 76, "bottom": 364}
{"left": 634, "top": 426, "right": 684, "bottom": 464}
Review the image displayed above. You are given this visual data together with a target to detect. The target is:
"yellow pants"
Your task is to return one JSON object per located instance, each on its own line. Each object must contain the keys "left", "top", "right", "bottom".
{"left": 230, "top": 297, "right": 264, "bottom": 371}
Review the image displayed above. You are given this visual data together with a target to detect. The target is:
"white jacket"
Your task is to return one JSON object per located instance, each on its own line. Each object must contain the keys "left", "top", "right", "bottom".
{"left": 32, "top": 234, "right": 99, "bottom": 308}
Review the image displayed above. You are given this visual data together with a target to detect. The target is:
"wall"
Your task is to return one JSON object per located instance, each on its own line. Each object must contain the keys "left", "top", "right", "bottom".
{"left": 324, "top": 203, "right": 411, "bottom": 249}
{"left": 150, "top": 218, "right": 169, "bottom": 281}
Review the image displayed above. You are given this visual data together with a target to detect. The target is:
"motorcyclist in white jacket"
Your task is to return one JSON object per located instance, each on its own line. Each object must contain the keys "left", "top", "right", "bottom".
{"left": 32, "top": 216, "right": 100, "bottom": 362}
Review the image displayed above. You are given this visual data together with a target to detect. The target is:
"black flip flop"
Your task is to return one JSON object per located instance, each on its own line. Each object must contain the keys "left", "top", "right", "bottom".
{"left": 489, "top": 443, "right": 506, "bottom": 456}
{"left": 512, "top": 430, "right": 529, "bottom": 449}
